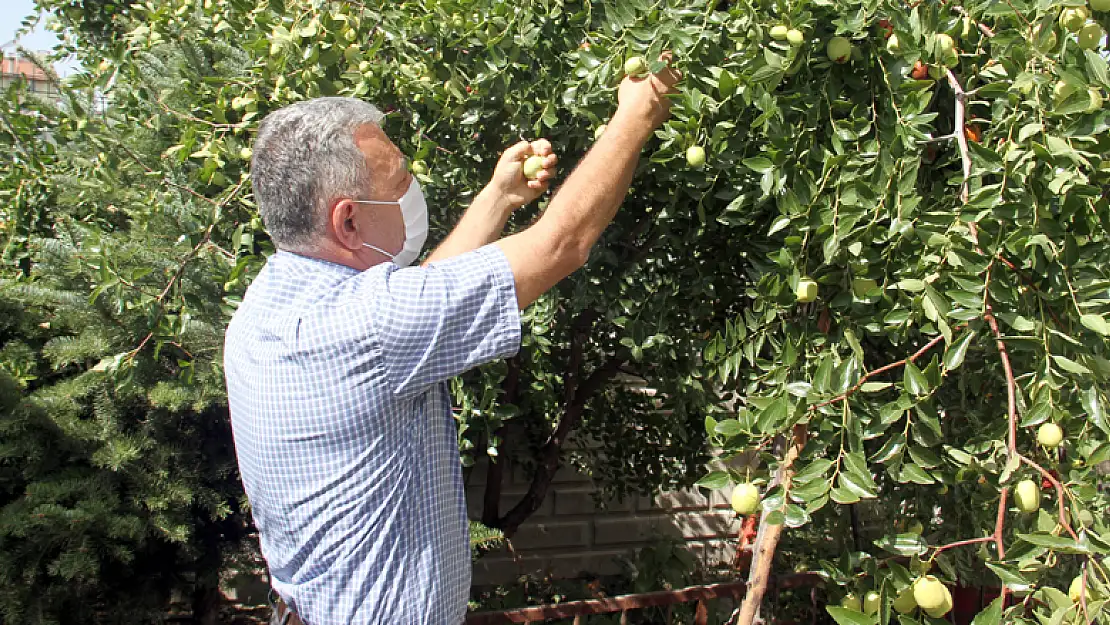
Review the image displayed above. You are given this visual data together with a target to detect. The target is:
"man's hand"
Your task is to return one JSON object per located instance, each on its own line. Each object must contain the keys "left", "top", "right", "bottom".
{"left": 486, "top": 139, "right": 558, "bottom": 208}
{"left": 615, "top": 52, "right": 682, "bottom": 132}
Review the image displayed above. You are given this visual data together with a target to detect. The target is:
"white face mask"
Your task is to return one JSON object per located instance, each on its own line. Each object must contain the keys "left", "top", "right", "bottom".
{"left": 352, "top": 178, "right": 429, "bottom": 267}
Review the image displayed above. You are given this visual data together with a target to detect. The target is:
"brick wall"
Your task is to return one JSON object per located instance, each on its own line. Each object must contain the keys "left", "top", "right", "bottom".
{"left": 467, "top": 457, "right": 741, "bottom": 586}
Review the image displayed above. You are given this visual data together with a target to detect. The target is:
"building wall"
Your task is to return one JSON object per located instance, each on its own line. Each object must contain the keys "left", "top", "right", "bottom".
{"left": 1, "top": 53, "right": 60, "bottom": 99}
{"left": 467, "top": 457, "right": 742, "bottom": 586}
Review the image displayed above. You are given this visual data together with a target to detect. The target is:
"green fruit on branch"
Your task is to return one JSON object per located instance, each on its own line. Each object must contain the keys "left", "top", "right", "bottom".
{"left": 913, "top": 576, "right": 948, "bottom": 612}
{"left": 730, "top": 483, "right": 761, "bottom": 515}
{"left": 893, "top": 587, "right": 918, "bottom": 614}
{"left": 1060, "top": 7, "right": 1089, "bottom": 32}
{"left": 1079, "top": 509, "right": 1095, "bottom": 527}
{"left": 827, "top": 36, "right": 852, "bottom": 63}
{"left": 786, "top": 29, "right": 805, "bottom": 46}
{"left": 686, "top": 145, "right": 706, "bottom": 168}
{"left": 1069, "top": 575, "right": 1088, "bottom": 602}
{"left": 796, "top": 277, "right": 819, "bottom": 302}
{"left": 239, "top": 147, "right": 252, "bottom": 160}
{"left": 936, "top": 33, "right": 956, "bottom": 56}
{"left": 1054, "top": 80, "right": 1077, "bottom": 104}
{"left": 1014, "top": 479, "right": 1041, "bottom": 513}
{"left": 1078, "top": 22, "right": 1103, "bottom": 49}
{"left": 521, "top": 155, "right": 545, "bottom": 180}
{"left": 907, "top": 520, "right": 924, "bottom": 535}
{"left": 770, "top": 24, "right": 790, "bottom": 40}
{"left": 1034, "top": 23, "right": 1059, "bottom": 50}
{"left": 411, "top": 160, "right": 429, "bottom": 176}
{"left": 840, "top": 592, "right": 862, "bottom": 611}
{"left": 924, "top": 585, "right": 953, "bottom": 618}
{"left": 594, "top": 124, "right": 607, "bottom": 140}
{"left": 1037, "top": 422, "right": 1063, "bottom": 448}
{"left": 862, "top": 591, "right": 880, "bottom": 615}
{"left": 624, "top": 56, "right": 648, "bottom": 77}
{"left": 886, "top": 32, "right": 902, "bottom": 54}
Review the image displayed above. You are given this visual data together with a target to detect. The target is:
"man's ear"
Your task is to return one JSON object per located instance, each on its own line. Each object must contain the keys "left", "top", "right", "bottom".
{"left": 330, "top": 199, "right": 362, "bottom": 251}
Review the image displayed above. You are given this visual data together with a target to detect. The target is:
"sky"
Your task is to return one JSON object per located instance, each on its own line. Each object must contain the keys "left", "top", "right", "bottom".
{"left": 1, "top": 0, "right": 78, "bottom": 75}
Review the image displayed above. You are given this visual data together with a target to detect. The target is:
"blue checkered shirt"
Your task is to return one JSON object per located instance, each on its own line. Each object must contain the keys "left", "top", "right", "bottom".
{"left": 224, "top": 244, "right": 521, "bottom": 625}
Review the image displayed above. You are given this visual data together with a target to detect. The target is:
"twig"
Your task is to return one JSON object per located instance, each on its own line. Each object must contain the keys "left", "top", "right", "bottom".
{"left": 946, "top": 69, "right": 973, "bottom": 203}
{"left": 1018, "top": 454, "right": 1078, "bottom": 540}
{"left": 811, "top": 333, "right": 951, "bottom": 409}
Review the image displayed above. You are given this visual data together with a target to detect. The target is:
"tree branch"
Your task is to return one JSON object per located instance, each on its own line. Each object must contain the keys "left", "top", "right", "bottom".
{"left": 482, "top": 357, "right": 521, "bottom": 526}
{"left": 733, "top": 424, "right": 807, "bottom": 625}
{"left": 810, "top": 333, "right": 950, "bottom": 410}
{"left": 495, "top": 356, "right": 622, "bottom": 535}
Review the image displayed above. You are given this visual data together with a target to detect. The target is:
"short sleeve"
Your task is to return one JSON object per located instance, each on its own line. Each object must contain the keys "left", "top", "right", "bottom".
{"left": 356, "top": 244, "right": 521, "bottom": 398}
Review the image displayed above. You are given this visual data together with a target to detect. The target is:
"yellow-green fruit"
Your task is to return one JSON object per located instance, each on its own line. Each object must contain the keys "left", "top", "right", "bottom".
{"left": 827, "top": 36, "right": 852, "bottom": 63}
{"left": 239, "top": 147, "right": 252, "bottom": 160}
{"left": 796, "top": 278, "right": 819, "bottom": 303}
{"left": 731, "top": 483, "right": 761, "bottom": 515}
{"left": 594, "top": 124, "right": 607, "bottom": 140}
{"left": 862, "top": 591, "right": 881, "bottom": 615}
{"left": 907, "top": 520, "right": 924, "bottom": 535}
{"left": 1061, "top": 7, "right": 1089, "bottom": 32}
{"left": 1078, "top": 22, "right": 1103, "bottom": 49}
{"left": 1089, "top": 89, "right": 1104, "bottom": 112}
{"left": 770, "top": 25, "right": 790, "bottom": 40}
{"left": 886, "top": 33, "right": 902, "bottom": 54}
{"left": 1079, "top": 509, "right": 1095, "bottom": 527}
{"left": 624, "top": 56, "right": 648, "bottom": 76}
{"left": 924, "top": 585, "right": 953, "bottom": 618}
{"left": 522, "top": 155, "right": 545, "bottom": 180}
{"left": 1055, "top": 80, "right": 1077, "bottom": 103}
{"left": 893, "top": 587, "right": 918, "bottom": 614}
{"left": 686, "top": 145, "right": 707, "bottom": 168}
{"left": 840, "top": 593, "right": 862, "bottom": 612}
{"left": 411, "top": 160, "right": 429, "bottom": 176}
{"left": 1094, "top": 0, "right": 1110, "bottom": 11}
{"left": 936, "top": 33, "right": 956, "bottom": 56}
{"left": 913, "top": 576, "right": 948, "bottom": 612}
{"left": 451, "top": 14, "right": 465, "bottom": 29}
{"left": 1014, "top": 479, "right": 1041, "bottom": 513}
{"left": 1033, "top": 23, "right": 1058, "bottom": 51}
{"left": 1069, "top": 575, "right": 1085, "bottom": 602}
{"left": 786, "top": 29, "right": 805, "bottom": 46}
{"left": 1037, "top": 422, "right": 1063, "bottom": 448}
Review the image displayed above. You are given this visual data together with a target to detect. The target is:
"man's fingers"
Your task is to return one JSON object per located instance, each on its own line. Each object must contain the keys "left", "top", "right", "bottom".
{"left": 542, "top": 154, "right": 558, "bottom": 168}
{"left": 502, "top": 140, "right": 532, "bottom": 162}
{"left": 530, "top": 138, "right": 553, "bottom": 156}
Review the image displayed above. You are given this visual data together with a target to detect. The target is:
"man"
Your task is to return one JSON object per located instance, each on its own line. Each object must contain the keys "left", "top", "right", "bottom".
{"left": 223, "top": 58, "right": 679, "bottom": 625}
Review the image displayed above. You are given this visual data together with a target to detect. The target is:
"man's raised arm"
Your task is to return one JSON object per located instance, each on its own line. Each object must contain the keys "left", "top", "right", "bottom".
{"left": 496, "top": 56, "right": 680, "bottom": 308}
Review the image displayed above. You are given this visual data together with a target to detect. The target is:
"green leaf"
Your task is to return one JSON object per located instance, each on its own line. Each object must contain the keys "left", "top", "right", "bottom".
{"left": 715, "top": 419, "right": 744, "bottom": 437}
{"left": 903, "top": 362, "right": 930, "bottom": 396}
{"left": 861, "top": 382, "right": 892, "bottom": 393}
{"left": 830, "top": 485, "right": 862, "bottom": 504}
{"left": 695, "top": 471, "right": 730, "bottom": 490}
{"left": 1015, "top": 533, "right": 1089, "bottom": 553}
{"left": 1052, "top": 355, "right": 1091, "bottom": 375}
{"left": 944, "top": 331, "right": 974, "bottom": 370}
{"left": 970, "top": 597, "right": 1003, "bottom": 625}
{"left": 874, "top": 533, "right": 928, "bottom": 556}
{"left": 826, "top": 606, "right": 877, "bottom": 625}
{"left": 743, "top": 157, "right": 773, "bottom": 172}
{"left": 985, "top": 562, "right": 1030, "bottom": 587}
{"left": 1080, "top": 314, "right": 1110, "bottom": 336}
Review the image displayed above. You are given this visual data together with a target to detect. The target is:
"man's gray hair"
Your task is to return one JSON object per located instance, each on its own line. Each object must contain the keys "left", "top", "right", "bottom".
{"left": 251, "top": 97, "right": 384, "bottom": 250}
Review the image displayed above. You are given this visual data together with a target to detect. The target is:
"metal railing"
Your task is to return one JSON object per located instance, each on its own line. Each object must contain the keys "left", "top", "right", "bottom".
{"left": 466, "top": 574, "right": 822, "bottom": 625}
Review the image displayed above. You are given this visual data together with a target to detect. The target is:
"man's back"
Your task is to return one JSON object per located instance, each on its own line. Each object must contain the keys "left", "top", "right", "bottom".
{"left": 225, "top": 247, "right": 520, "bottom": 624}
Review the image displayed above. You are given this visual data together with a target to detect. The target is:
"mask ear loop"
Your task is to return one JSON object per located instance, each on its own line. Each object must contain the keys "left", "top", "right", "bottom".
{"left": 350, "top": 199, "right": 399, "bottom": 260}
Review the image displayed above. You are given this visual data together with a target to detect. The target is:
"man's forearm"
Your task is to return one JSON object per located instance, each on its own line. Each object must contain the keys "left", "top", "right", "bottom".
{"left": 533, "top": 108, "right": 654, "bottom": 259}
{"left": 423, "top": 187, "right": 513, "bottom": 264}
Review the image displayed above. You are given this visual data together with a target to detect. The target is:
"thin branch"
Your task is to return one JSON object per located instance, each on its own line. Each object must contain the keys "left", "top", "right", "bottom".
{"left": 811, "top": 333, "right": 950, "bottom": 410}
{"left": 946, "top": 69, "right": 973, "bottom": 203}
{"left": 1018, "top": 454, "right": 1078, "bottom": 541}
